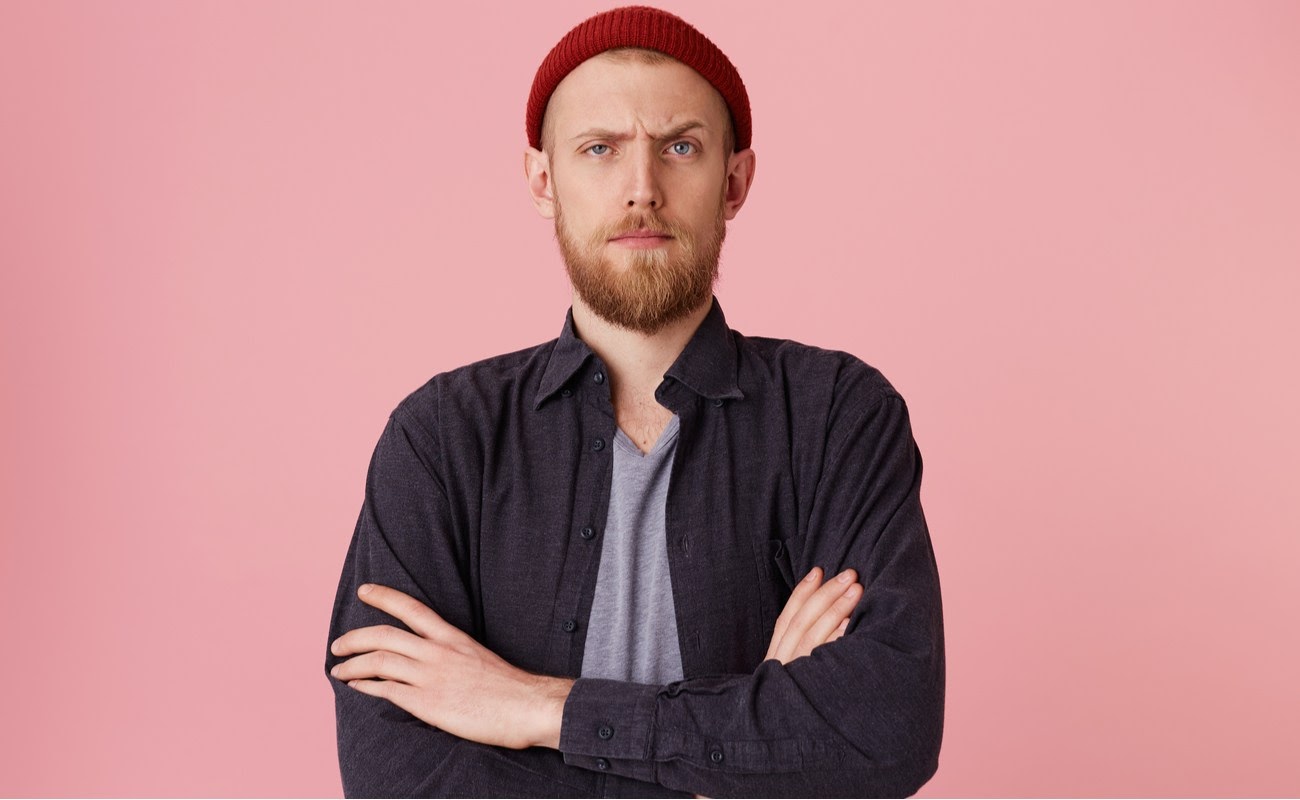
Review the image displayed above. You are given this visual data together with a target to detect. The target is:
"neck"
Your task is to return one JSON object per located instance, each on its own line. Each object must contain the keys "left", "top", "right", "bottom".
{"left": 570, "top": 293, "right": 711, "bottom": 406}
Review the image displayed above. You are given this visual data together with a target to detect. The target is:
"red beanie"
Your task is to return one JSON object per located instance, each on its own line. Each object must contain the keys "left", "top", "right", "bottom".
{"left": 526, "top": 5, "right": 751, "bottom": 152}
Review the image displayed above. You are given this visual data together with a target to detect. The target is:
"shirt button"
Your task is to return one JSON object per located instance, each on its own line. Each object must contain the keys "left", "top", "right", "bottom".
{"left": 598, "top": 725, "right": 614, "bottom": 740}
{"left": 592, "top": 437, "right": 605, "bottom": 452}
{"left": 580, "top": 526, "right": 595, "bottom": 540}
{"left": 593, "top": 371, "right": 605, "bottom": 384}
{"left": 596, "top": 758, "right": 609, "bottom": 770}
{"left": 710, "top": 749, "right": 724, "bottom": 764}
{"left": 562, "top": 619, "right": 577, "bottom": 633}
{"left": 561, "top": 388, "right": 572, "bottom": 397}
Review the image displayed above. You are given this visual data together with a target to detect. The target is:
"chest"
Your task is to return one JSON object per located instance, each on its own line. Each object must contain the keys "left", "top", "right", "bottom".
{"left": 446, "top": 399, "right": 804, "bottom": 680}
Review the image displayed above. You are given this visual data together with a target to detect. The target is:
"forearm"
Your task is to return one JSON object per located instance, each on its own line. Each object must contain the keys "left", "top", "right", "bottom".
{"left": 556, "top": 638, "right": 943, "bottom": 798}
{"left": 332, "top": 677, "right": 595, "bottom": 797}
{"left": 331, "top": 677, "right": 454, "bottom": 797}
{"left": 326, "top": 563, "right": 584, "bottom": 794}
{"left": 329, "top": 411, "right": 576, "bottom": 794}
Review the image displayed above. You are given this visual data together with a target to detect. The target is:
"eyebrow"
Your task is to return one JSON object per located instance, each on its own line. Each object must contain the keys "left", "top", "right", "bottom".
{"left": 568, "top": 120, "right": 708, "bottom": 144}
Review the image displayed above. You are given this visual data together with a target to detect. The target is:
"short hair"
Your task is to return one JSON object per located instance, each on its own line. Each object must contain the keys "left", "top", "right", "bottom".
{"left": 540, "top": 47, "right": 737, "bottom": 159}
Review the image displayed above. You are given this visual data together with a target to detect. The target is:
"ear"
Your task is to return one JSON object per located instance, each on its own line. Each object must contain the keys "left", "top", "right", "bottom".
{"left": 722, "top": 148, "right": 756, "bottom": 221}
{"left": 524, "top": 147, "right": 556, "bottom": 219}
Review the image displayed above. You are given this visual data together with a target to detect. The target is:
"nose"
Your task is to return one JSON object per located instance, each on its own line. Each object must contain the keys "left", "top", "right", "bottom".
{"left": 624, "top": 145, "right": 661, "bottom": 211}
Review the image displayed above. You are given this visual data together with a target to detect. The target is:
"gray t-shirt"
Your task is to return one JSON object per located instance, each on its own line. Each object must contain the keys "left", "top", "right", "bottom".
{"left": 580, "top": 414, "right": 685, "bottom": 685}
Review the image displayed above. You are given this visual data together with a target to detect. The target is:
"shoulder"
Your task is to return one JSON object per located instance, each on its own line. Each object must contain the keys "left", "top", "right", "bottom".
{"left": 388, "top": 338, "right": 556, "bottom": 443}
{"left": 734, "top": 330, "right": 903, "bottom": 413}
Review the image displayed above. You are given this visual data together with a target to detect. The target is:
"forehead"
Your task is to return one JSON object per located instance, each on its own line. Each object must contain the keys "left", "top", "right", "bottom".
{"left": 546, "top": 52, "right": 729, "bottom": 137}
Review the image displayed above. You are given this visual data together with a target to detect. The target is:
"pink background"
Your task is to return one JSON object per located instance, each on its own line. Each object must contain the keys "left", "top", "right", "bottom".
{"left": 2, "top": 1, "right": 1297, "bottom": 796}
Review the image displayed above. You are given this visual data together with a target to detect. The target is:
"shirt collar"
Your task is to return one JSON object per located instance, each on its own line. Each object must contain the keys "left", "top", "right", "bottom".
{"left": 533, "top": 296, "right": 745, "bottom": 410}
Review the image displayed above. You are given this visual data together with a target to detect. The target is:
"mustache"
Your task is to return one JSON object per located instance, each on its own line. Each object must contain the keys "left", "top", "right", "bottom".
{"left": 600, "top": 213, "right": 684, "bottom": 240}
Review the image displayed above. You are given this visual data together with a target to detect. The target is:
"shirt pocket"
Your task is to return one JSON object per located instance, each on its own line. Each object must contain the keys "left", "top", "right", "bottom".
{"left": 750, "top": 537, "right": 797, "bottom": 640}
{"left": 766, "top": 538, "right": 797, "bottom": 588}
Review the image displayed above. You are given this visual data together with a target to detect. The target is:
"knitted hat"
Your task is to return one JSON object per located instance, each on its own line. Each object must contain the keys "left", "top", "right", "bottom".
{"left": 526, "top": 5, "right": 751, "bottom": 152}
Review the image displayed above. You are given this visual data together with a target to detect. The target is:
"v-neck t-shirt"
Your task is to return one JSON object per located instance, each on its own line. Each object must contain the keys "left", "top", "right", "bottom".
{"left": 580, "top": 414, "right": 685, "bottom": 685}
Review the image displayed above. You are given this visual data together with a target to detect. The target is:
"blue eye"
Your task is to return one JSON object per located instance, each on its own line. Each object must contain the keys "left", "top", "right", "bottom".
{"left": 587, "top": 144, "right": 610, "bottom": 155}
{"left": 670, "top": 142, "right": 695, "bottom": 155}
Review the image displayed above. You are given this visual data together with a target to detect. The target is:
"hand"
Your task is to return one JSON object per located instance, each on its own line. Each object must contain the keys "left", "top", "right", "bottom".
{"left": 329, "top": 584, "right": 573, "bottom": 750}
{"left": 764, "top": 567, "right": 861, "bottom": 663}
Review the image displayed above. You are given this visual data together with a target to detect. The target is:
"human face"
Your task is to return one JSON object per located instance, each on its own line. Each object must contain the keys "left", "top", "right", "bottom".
{"left": 526, "top": 53, "right": 753, "bottom": 334}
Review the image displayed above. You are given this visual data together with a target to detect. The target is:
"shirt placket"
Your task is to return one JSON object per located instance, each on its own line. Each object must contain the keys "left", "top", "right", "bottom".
{"left": 543, "top": 361, "right": 618, "bottom": 679}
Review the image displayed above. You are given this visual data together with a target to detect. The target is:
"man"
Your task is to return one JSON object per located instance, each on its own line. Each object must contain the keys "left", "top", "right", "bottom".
{"left": 324, "top": 6, "right": 944, "bottom": 797}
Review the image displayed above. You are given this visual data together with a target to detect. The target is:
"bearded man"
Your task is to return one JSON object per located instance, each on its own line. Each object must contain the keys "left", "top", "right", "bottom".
{"left": 324, "top": 6, "right": 945, "bottom": 797}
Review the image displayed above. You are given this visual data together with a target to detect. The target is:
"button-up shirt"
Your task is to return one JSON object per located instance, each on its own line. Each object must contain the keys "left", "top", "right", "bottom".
{"left": 325, "top": 297, "right": 945, "bottom": 798}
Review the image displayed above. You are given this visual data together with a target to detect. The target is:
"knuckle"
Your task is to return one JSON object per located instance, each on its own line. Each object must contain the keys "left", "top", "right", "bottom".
{"left": 800, "top": 601, "right": 828, "bottom": 622}
{"left": 816, "top": 579, "right": 846, "bottom": 599}
{"left": 413, "top": 637, "right": 436, "bottom": 660}
{"left": 783, "top": 611, "right": 810, "bottom": 635}
{"left": 793, "top": 577, "right": 818, "bottom": 596}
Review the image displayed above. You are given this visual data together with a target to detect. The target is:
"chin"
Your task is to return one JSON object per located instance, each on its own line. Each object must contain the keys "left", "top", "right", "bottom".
{"left": 606, "top": 248, "right": 670, "bottom": 271}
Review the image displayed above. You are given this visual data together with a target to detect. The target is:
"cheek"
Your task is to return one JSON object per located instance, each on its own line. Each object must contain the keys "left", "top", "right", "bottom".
{"left": 677, "top": 176, "right": 726, "bottom": 216}
{"left": 562, "top": 184, "right": 615, "bottom": 220}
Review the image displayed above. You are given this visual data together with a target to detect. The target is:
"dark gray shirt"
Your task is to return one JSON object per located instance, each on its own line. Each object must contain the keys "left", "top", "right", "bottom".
{"left": 325, "top": 297, "right": 945, "bottom": 798}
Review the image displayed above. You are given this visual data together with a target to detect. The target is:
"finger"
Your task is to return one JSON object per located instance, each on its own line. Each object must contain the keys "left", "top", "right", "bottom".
{"left": 766, "top": 567, "right": 823, "bottom": 660}
{"left": 345, "top": 677, "right": 419, "bottom": 712}
{"left": 773, "top": 569, "right": 857, "bottom": 662}
{"left": 767, "top": 567, "right": 823, "bottom": 658}
{"left": 796, "top": 583, "right": 861, "bottom": 654}
{"left": 773, "top": 569, "right": 855, "bottom": 661}
{"left": 331, "top": 648, "right": 424, "bottom": 686}
{"left": 825, "top": 618, "right": 849, "bottom": 644}
{"left": 332, "top": 623, "right": 430, "bottom": 660}
{"left": 356, "top": 584, "right": 455, "bottom": 641}
{"left": 327, "top": 621, "right": 428, "bottom": 660}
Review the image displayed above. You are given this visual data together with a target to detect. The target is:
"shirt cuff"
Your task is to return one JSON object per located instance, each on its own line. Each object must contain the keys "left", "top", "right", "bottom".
{"left": 558, "top": 677, "right": 659, "bottom": 783}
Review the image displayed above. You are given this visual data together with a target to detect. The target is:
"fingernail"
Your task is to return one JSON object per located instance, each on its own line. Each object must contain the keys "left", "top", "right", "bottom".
{"left": 805, "top": 568, "right": 820, "bottom": 582}
{"left": 359, "top": 584, "right": 372, "bottom": 595}
{"left": 837, "top": 570, "right": 852, "bottom": 583}
{"left": 330, "top": 665, "right": 340, "bottom": 676}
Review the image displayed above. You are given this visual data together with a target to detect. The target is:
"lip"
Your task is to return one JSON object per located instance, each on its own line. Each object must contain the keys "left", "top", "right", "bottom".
{"left": 610, "top": 229, "right": 673, "bottom": 241}
{"left": 610, "top": 231, "right": 673, "bottom": 249}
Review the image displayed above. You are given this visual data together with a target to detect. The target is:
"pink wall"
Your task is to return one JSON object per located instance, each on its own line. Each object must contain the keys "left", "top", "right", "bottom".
{"left": 2, "top": 1, "right": 1297, "bottom": 796}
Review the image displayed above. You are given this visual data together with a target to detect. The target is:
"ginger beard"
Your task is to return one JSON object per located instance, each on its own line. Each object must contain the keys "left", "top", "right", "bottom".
{"left": 554, "top": 185, "right": 727, "bottom": 336}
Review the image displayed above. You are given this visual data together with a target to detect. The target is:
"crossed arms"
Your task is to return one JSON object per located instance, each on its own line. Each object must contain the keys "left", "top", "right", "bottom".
{"left": 329, "top": 568, "right": 860, "bottom": 749}
{"left": 324, "top": 391, "right": 944, "bottom": 797}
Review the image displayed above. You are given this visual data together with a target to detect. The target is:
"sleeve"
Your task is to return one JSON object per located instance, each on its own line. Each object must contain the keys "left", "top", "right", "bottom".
{"left": 556, "top": 390, "right": 945, "bottom": 798}
{"left": 324, "top": 408, "right": 586, "bottom": 798}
